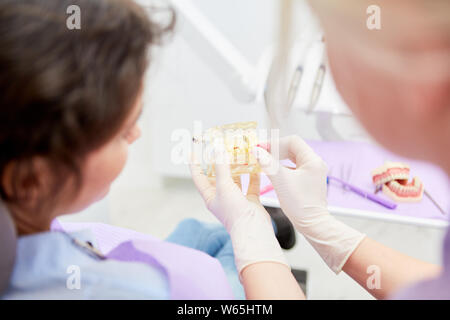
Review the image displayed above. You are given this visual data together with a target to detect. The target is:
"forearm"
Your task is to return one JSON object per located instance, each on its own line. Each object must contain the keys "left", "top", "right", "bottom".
{"left": 241, "top": 262, "right": 305, "bottom": 300}
{"left": 343, "top": 237, "right": 442, "bottom": 299}
{"left": 229, "top": 213, "right": 304, "bottom": 300}
{"left": 287, "top": 208, "right": 440, "bottom": 299}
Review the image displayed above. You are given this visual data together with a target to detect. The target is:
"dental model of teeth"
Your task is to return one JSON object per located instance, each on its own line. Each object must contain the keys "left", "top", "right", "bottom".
{"left": 371, "top": 161, "right": 424, "bottom": 203}
{"left": 200, "top": 121, "right": 261, "bottom": 178}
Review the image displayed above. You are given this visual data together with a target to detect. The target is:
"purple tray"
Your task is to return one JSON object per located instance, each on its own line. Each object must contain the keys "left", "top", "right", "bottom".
{"left": 245, "top": 140, "right": 449, "bottom": 222}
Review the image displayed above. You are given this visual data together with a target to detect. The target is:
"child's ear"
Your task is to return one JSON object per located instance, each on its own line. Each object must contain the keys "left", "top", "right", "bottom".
{"left": 1, "top": 157, "right": 49, "bottom": 206}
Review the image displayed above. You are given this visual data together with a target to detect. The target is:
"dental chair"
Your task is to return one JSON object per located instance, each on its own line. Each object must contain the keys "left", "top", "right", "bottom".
{"left": 0, "top": 201, "right": 17, "bottom": 297}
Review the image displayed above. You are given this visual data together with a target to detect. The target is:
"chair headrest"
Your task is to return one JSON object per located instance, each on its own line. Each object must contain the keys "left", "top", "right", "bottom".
{"left": 0, "top": 201, "right": 16, "bottom": 296}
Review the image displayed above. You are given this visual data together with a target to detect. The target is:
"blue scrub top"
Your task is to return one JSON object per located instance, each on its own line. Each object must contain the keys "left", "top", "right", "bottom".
{"left": 1, "top": 229, "right": 170, "bottom": 299}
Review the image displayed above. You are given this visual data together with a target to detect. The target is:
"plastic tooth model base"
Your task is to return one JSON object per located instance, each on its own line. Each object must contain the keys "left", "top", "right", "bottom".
{"left": 197, "top": 121, "right": 261, "bottom": 178}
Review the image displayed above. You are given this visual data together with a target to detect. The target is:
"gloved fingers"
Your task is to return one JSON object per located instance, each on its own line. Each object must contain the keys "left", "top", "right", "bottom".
{"left": 253, "top": 146, "right": 283, "bottom": 177}
{"left": 256, "top": 141, "right": 270, "bottom": 151}
{"left": 258, "top": 136, "right": 322, "bottom": 169}
{"left": 189, "top": 154, "right": 216, "bottom": 205}
{"left": 246, "top": 173, "right": 260, "bottom": 201}
{"left": 214, "top": 149, "right": 235, "bottom": 192}
{"left": 281, "top": 136, "right": 323, "bottom": 168}
{"left": 256, "top": 138, "right": 292, "bottom": 163}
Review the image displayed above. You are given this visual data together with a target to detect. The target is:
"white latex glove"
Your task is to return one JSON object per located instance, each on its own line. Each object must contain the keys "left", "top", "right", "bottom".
{"left": 190, "top": 150, "right": 289, "bottom": 276}
{"left": 254, "top": 136, "right": 366, "bottom": 274}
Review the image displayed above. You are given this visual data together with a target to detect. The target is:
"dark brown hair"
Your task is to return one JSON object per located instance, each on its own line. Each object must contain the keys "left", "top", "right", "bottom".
{"left": 0, "top": 0, "right": 174, "bottom": 213}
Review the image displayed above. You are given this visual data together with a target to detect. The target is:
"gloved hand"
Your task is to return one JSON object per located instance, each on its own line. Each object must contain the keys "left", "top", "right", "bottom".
{"left": 254, "top": 135, "right": 366, "bottom": 274}
{"left": 190, "top": 150, "right": 289, "bottom": 276}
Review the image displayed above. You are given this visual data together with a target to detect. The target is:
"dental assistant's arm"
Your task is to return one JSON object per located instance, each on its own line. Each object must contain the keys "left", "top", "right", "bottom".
{"left": 190, "top": 152, "right": 304, "bottom": 300}
{"left": 241, "top": 261, "right": 304, "bottom": 300}
{"left": 343, "top": 237, "right": 441, "bottom": 299}
{"left": 255, "top": 135, "right": 441, "bottom": 299}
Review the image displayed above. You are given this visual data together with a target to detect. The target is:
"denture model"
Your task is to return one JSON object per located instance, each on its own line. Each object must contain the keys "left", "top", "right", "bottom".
{"left": 198, "top": 121, "right": 261, "bottom": 178}
{"left": 371, "top": 161, "right": 424, "bottom": 202}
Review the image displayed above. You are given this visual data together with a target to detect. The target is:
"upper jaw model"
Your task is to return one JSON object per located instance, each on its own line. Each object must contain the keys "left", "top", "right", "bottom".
{"left": 371, "top": 161, "right": 424, "bottom": 203}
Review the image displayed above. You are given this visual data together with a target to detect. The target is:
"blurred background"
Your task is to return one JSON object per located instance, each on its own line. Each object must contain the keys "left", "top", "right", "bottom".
{"left": 60, "top": 0, "right": 446, "bottom": 299}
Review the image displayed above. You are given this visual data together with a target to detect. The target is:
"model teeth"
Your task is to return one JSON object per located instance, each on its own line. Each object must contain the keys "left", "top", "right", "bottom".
{"left": 202, "top": 122, "right": 260, "bottom": 177}
{"left": 372, "top": 161, "right": 423, "bottom": 203}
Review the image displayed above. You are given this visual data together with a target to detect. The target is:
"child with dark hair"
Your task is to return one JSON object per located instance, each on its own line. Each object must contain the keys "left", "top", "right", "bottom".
{"left": 0, "top": 0, "right": 301, "bottom": 300}
{"left": 0, "top": 0, "right": 247, "bottom": 299}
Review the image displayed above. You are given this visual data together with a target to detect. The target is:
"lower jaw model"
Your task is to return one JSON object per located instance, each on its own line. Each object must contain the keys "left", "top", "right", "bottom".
{"left": 372, "top": 161, "right": 424, "bottom": 203}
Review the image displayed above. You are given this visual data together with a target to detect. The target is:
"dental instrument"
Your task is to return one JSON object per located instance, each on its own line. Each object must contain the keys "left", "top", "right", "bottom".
{"left": 424, "top": 190, "right": 447, "bottom": 216}
{"left": 285, "top": 65, "right": 304, "bottom": 111}
{"left": 260, "top": 176, "right": 397, "bottom": 209}
{"left": 374, "top": 184, "right": 445, "bottom": 215}
{"left": 305, "top": 37, "right": 327, "bottom": 114}
{"left": 327, "top": 175, "right": 397, "bottom": 209}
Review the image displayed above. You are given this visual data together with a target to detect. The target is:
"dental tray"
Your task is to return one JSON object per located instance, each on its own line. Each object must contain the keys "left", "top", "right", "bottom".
{"left": 252, "top": 140, "right": 450, "bottom": 228}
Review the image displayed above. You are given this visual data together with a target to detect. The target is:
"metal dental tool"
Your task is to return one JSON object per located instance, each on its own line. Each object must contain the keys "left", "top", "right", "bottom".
{"left": 424, "top": 190, "right": 447, "bottom": 216}
{"left": 375, "top": 185, "right": 446, "bottom": 216}
{"left": 306, "top": 37, "right": 326, "bottom": 114}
